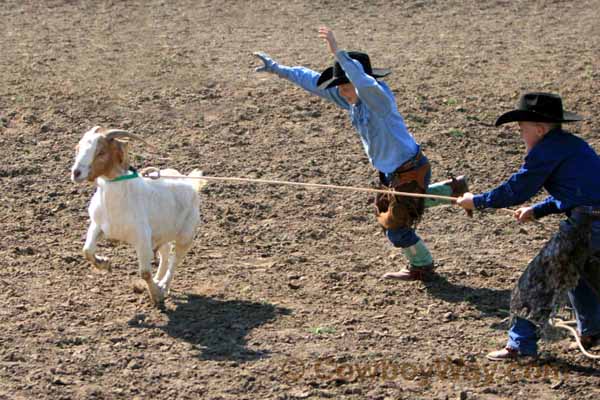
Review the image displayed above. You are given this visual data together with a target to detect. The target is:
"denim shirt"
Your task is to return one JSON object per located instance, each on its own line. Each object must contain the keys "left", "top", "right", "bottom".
{"left": 473, "top": 129, "right": 600, "bottom": 219}
{"left": 270, "top": 50, "right": 419, "bottom": 174}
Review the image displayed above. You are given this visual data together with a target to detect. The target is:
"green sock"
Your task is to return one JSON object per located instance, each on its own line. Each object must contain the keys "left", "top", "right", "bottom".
{"left": 402, "top": 240, "right": 433, "bottom": 269}
{"left": 424, "top": 181, "right": 453, "bottom": 208}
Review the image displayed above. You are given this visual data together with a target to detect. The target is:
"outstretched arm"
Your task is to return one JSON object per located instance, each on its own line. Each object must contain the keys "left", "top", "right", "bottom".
{"left": 253, "top": 52, "right": 350, "bottom": 110}
{"left": 318, "top": 27, "right": 392, "bottom": 115}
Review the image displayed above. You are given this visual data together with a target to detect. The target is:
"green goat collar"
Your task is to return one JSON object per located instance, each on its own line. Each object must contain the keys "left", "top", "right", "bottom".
{"left": 109, "top": 169, "right": 139, "bottom": 182}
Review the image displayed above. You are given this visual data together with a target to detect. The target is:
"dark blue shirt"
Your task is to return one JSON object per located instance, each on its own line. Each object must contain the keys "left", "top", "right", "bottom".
{"left": 473, "top": 129, "right": 600, "bottom": 219}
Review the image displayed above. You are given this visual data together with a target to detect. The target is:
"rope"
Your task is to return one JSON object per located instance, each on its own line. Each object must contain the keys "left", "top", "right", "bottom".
{"left": 140, "top": 167, "right": 458, "bottom": 201}
{"left": 549, "top": 318, "right": 600, "bottom": 360}
{"left": 140, "top": 167, "right": 517, "bottom": 215}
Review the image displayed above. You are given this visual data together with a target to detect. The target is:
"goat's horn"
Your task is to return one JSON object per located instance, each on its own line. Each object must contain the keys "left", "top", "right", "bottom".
{"left": 104, "top": 130, "right": 158, "bottom": 151}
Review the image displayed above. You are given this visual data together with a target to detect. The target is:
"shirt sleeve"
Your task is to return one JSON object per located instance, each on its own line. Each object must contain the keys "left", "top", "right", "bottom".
{"left": 532, "top": 196, "right": 562, "bottom": 219}
{"left": 271, "top": 64, "right": 350, "bottom": 110}
{"left": 472, "top": 148, "right": 562, "bottom": 210}
{"left": 335, "top": 50, "right": 392, "bottom": 115}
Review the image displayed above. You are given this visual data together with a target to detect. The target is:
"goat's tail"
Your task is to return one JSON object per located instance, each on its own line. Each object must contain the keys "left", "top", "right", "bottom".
{"left": 188, "top": 169, "right": 208, "bottom": 192}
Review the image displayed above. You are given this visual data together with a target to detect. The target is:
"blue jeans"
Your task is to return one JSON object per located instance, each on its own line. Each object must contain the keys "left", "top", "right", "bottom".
{"left": 382, "top": 154, "right": 431, "bottom": 248}
{"left": 508, "top": 215, "right": 600, "bottom": 355}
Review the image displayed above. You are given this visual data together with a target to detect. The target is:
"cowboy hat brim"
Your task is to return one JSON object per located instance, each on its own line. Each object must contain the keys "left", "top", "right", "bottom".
{"left": 316, "top": 66, "right": 349, "bottom": 90}
{"left": 316, "top": 67, "right": 392, "bottom": 90}
{"left": 495, "top": 109, "right": 584, "bottom": 126}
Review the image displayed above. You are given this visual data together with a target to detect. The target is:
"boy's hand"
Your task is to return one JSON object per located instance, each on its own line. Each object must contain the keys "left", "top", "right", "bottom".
{"left": 514, "top": 206, "right": 535, "bottom": 223}
{"left": 253, "top": 52, "right": 276, "bottom": 73}
{"left": 456, "top": 192, "right": 475, "bottom": 210}
{"left": 318, "top": 26, "right": 339, "bottom": 55}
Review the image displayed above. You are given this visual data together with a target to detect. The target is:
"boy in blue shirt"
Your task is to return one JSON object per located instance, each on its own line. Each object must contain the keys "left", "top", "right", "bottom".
{"left": 254, "top": 27, "right": 467, "bottom": 281}
{"left": 457, "top": 92, "right": 600, "bottom": 360}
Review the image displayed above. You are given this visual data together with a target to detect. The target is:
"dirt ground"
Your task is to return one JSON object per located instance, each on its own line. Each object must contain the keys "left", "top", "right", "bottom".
{"left": 1, "top": 0, "right": 600, "bottom": 399}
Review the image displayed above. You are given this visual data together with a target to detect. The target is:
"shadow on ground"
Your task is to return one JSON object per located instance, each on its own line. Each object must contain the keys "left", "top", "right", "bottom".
{"left": 425, "top": 275, "right": 512, "bottom": 328}
{"left": 129, "top": 293, "right": 291, "bottom": 361}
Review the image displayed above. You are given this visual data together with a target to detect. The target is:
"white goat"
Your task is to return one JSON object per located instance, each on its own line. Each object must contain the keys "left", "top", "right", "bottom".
{"left": 70, "top": 126, "right": 206, "bottom": 306}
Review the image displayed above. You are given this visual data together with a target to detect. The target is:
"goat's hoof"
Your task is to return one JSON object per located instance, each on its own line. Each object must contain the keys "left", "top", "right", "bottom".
{"left": 151, "top": 293, "right": 165, "bottom": 307}
{"left": 157, "top": 282, "right": 170, "bottom": 295}
{"left": 94, "top": 256, "right": 112, "bottom": 272}
{"left": 145, "top": 285, "right": 166, "bottom": 307}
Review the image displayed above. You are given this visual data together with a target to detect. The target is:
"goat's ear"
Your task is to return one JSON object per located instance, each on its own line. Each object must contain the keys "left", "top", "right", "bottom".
{"left": 107, "top": 137, "right": 130, "bottom": 150}
{"left": 108, "top": 138, "right": 126, "bottom": 149}
{"left": 110, "top": 139, "right": 128, "bottom": 167}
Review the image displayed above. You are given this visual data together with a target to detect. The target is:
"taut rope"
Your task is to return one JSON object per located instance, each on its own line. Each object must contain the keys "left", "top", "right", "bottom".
{"left": 140, "top": 167, "right": 516, "bottom": 215}
{"left": 141, "top": 167, "right": 457, "bottom": 201}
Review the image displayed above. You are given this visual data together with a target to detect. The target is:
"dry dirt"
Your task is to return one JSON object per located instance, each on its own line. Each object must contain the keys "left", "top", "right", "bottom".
{"left": 1, "top": 1, "right": 600, "bottom": 399}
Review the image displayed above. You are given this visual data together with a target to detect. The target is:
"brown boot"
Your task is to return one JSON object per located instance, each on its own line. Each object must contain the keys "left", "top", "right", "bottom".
{"left": 447, "top": 175, "right": 469, "bottom": 198}
{"left": 486, "top": 347, "right": 537, "bottom": 361}
{"left": 382, "top": 265, "right": 435, "bottom": 281}
{"left": 446, "top": 175, "right": 472, "bottom": 216}
{"left": 433, "top": 175, "right": 469, "bottom": 198}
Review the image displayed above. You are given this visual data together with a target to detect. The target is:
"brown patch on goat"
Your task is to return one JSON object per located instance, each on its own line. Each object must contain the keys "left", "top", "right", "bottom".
{"left": 88, "top": 137, "right": 130, "bottom": 181}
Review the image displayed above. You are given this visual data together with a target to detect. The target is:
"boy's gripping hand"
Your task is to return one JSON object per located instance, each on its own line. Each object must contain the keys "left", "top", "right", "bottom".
{"left": 456, "top": 192, "right": 475, "bottom": 218}
{"left": 253, "top": 52, "right": 276, "bottom": 73}
{"left": 456, "top": 192, "right": 475, "bottom": 210}
{"left": 514, "top": 206, "right": 535, "bottom": 223}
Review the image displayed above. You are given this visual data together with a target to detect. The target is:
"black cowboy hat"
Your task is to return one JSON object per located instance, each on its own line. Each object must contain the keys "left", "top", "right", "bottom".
{"left": 495, "top": 92, "right": 584, "bottom": 126}
{"left": 316, "top": 51, "right": 391, "bottom": 90}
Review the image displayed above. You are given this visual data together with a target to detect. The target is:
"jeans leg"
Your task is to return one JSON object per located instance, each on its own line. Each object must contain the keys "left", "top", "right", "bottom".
{"left": 507, "top": 317, "right": 538, "bottom": 356}
{"left": 568, "top": 277, "right": 600, "bottom": 337}
{"left": 386, "top": 226, "right": 420, "bottom": 248}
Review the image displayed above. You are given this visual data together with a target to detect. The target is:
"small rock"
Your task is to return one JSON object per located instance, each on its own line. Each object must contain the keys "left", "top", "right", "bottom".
{"left": 451, "top": 357, "right": 465, "bottom": 366}
{"left": 14, "top": 246, "right": 35, "bottom": 256}
{"left": 132, "top": 281, "right": 146, "bottom": 293}
{"left": 52, "top": 203, "right": 67, "bottom": 212}
{"left": 62, "top": 255, "right": 78, "bottom": 264}
{"left": 551, "top": 380, "right": 564, "bottom": 390}
{"left": 289, "top": 389, "right": 312, "bottom": 399}
{"left": 328, "top": 272, "right": 342, "bottom": 281}
{"left": 127, "top": 360, "right": 142, "bottom": 370}
{"left": 52, "top": 377, "right": 67, "bottom": 386}
{"left": 459, "top": 391, "right": 468, "bottom": 400}
{"left": 444, "top": 312, "right": 455, "bottom": 321}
